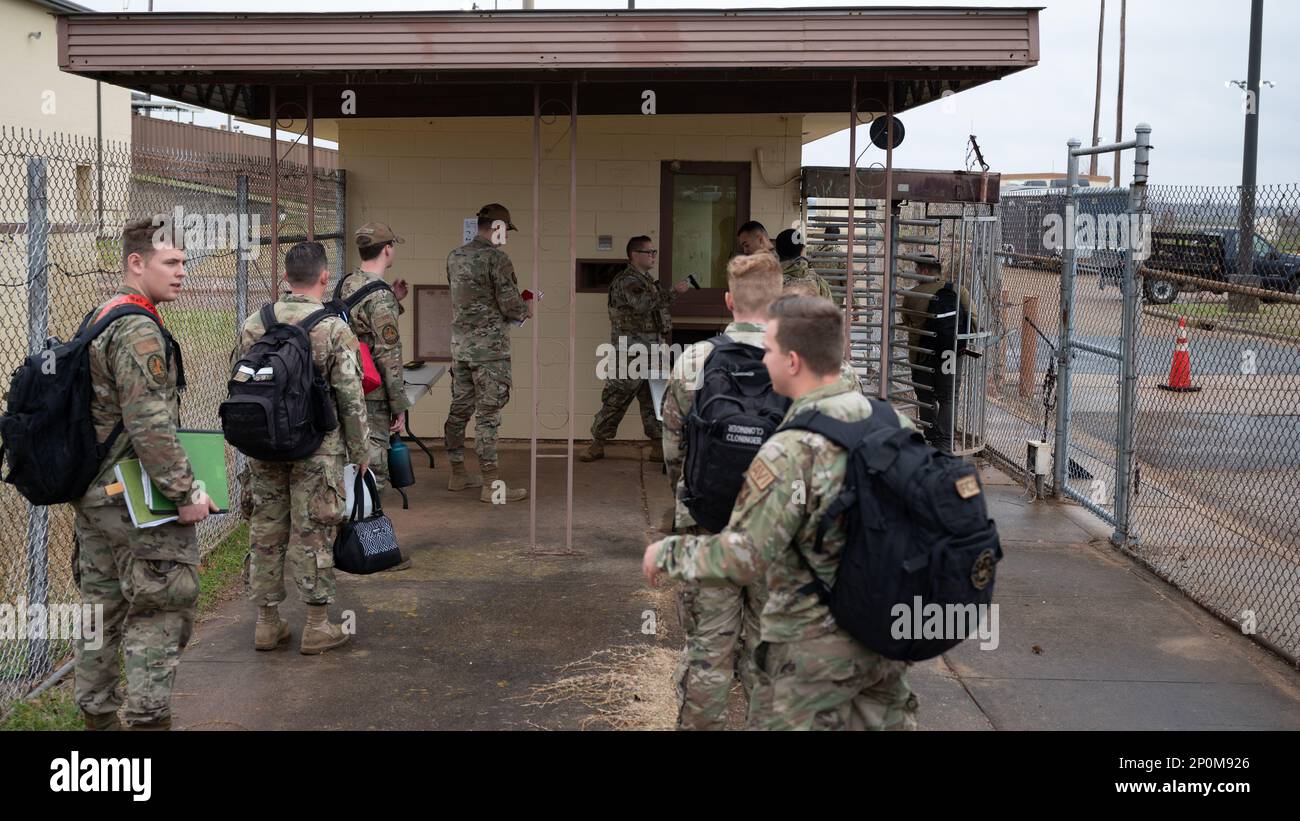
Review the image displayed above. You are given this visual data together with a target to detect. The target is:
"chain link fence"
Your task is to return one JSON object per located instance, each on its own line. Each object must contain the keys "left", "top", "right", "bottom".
{"left": 988, "top": 183, "right": 1300, "bottom": 664}
{"left": 0, "top": 126, "right": 345, "bottom": 712}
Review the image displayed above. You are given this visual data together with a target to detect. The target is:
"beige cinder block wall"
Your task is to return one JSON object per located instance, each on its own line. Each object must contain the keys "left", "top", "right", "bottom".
{"left": 339, "top": 113, "right": 805, "bottom": 443}
{"left": 0, "top": 0, "right": 132, "bottom": 141}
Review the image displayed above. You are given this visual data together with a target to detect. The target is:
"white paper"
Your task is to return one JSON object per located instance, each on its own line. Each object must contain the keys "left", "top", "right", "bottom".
{"left": 511, "top": 291, "right": 544, "bottom": 328}
{"left": 463, "top": 218, "right": 477, "bottom": 244}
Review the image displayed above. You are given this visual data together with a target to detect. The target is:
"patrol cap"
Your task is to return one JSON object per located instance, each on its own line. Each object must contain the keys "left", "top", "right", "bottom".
{"left": 476, "top": 203, "right": 517, "bottom": 232}
{"left": 355, "top": 222, "right": 405, "bottom": 248}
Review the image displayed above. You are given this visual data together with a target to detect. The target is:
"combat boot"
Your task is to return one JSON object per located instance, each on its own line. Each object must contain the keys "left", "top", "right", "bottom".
{"left": 447, "top": 460, "right": 483, "bottom": 491}
{"left": 127, "top": 718, "right": 171, "bottom": 731}
{"left": 82, "top": 710, "right": 122, "bottom": 731}
{"left": 579, "top": 441, "right": 605, "bottom": 462}
{"left": 254, "top": 605, "right": 291, "bottom": 651}
{"left": 647, "top": 440, "right": 665, "bottom": 463}
{"left": 300, "top": 604, "right": 351, "bottom": 655}
{"left": 479, "top": 468, "right": 527, "bottom": 503}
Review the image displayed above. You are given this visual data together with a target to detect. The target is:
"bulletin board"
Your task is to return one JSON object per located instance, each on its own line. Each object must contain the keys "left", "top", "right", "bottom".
{"left": 413, "top": 284, "right": 452, "bottom": 362}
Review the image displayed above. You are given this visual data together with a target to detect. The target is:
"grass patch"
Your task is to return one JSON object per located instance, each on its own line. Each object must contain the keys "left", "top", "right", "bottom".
{"left": 1166, "top": 301, "right": 1300, "bottom": 338}
{"left": 158, "top": 306, "right": 238, "bottom": 339}
{"left": 0, "top": 685, "right": 83, "bottom": 731}
{"left": 197, "top": 522, "right": 249, "bottom": 614}
{"left": 0, "top": 522, "right": 249, "bottom": 731}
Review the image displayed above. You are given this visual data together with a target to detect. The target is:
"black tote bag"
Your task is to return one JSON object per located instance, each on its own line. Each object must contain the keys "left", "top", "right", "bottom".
{"left": 333, "top": 469, "right": 402, "bottom": 574}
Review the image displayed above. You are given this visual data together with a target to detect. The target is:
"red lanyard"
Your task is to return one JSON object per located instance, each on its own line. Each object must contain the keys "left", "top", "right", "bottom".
{"left": 96, "top": 292, "right": 162, "bottom": 323}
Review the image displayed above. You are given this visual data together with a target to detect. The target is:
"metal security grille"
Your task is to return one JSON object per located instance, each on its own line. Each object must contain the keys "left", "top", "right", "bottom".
{"left": 802, "top": 171, "right": 996, "bottom": 457}
{"left": 0, "top": 127, "right": 344, "bottom": 713}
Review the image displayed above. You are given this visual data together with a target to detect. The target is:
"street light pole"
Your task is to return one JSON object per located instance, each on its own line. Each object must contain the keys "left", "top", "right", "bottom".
{"left": 1233, "top": 0, "right": 1264, "bottom": 312}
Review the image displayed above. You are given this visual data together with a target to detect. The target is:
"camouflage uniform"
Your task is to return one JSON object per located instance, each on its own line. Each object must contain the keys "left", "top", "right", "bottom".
{"left": 73, "top": 285, "right": 200, "bottom": 728}
{"left": 655, "top": 376, "right": 920, "bottom": 731}
{"left": 661, "top": 321, "right": 766, "bottom": 730}
{"left": 444, "top": 236, "right": 528, "bottom": 471}
{"left": 781, "top": 256, "right": 834, "bottom": 301}
{"left": 590, "top": 263, "right": 677, "bottom": 443}
{"left": 335, "top": 269, "right": 410, "bottom": 494}
{"left": 235, "top": 295, "right": 369, "bottom": 606}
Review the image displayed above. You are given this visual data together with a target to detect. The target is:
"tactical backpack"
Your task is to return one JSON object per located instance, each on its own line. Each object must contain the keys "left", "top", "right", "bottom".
{"left": 925, "top": 284, "right": 964, "bottom": 358}
{"left": 219, "top": 304, "right": 338, "bottom": 461}
{"left": 682, "top": 335, "right": 791, "bottom": 533}
{"left": 1, "top": 297, "right": 184, "bottom": 506}
{"left": 780, "top": 399, "right": 1002, "bottom": 661}
{"left": 331, "top": 273, "right": 391, "bottom": 394}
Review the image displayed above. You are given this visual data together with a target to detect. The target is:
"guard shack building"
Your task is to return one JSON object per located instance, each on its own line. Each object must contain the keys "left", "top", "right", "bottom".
{"left": 56, "top": 5, "right": 1038, "bottom": 546}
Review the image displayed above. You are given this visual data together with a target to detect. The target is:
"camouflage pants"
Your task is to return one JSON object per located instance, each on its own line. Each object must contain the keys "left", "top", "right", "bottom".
{"left": 747, "top": 631, "right": 918, "bottom": 731}
{"left": 73, "top": 502, "right": 199, "bottom": 726}
{"left": 444, "top": 358, "right": 512, "bottom": 472}
{"left": 366, "top": 399, "right": 394, "bottom": 494}
{"left": 674, "top": 581, "right": 762, "bottom": 730}
{"left": 247, "top": 454, "right": 346, "bottom": 606}
{"left": 590, "top": 377, "right": 661, "bottom": 443}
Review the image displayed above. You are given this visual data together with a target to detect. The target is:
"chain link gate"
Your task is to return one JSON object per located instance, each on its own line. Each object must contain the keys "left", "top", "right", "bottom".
{"left": 1053, "top": 125, "right": 1153, "bottom": 544}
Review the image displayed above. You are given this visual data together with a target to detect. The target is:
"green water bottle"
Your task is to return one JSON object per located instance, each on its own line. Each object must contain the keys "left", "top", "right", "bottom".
{"left": 387, "top": 434, "right": 415, "bottom": 489}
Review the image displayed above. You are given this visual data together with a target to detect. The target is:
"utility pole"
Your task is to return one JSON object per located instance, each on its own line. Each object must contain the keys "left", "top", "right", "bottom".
{"left": 1090, "top": 0, "right": 1105, "bottom": 179}
{"left": 1232, "top": 0, "right": 1265, "bottom": 313}
{"left": 1112, "top": 0, "right": 1126, "bottom": 188}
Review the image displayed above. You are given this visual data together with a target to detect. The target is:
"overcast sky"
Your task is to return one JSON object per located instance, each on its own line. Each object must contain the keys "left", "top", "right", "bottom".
{"left": 85, "top": 0, "right": 1298, "bottom": 186}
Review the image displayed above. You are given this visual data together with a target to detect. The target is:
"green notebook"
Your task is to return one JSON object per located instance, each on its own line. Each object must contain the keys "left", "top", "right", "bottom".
{"left": 114, "top": 459, "right": 177, "bottom": 529}
{"left": 140, "top": 429, "right": 231, "bottom": 515}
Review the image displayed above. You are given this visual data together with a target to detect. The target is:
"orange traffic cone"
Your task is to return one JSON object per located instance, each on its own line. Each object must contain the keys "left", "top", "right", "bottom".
{"left": 1158, "top": 315, "right": 1201, "bottom": 393}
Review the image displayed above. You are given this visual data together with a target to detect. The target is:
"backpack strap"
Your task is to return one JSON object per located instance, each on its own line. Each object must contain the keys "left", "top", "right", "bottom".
{"left": 78, "top": 302, "right": 186, "bottom": 459}
{"left": 334, "top": 277, "right": 393, "bottom": 321}
{"left": 298, "top": 307, "right": 337, "bottom": 333}
{"left": 82, "top": 303, "right": 186, "bottom": 392}
{"left": 777, "top": 401, "right": 905, "bottom": 606}
{"left": 259, "top": 302, "right": 278, "bottom": 330}
{"left": 705, "top": 333, "right": 765, "bottom": 359}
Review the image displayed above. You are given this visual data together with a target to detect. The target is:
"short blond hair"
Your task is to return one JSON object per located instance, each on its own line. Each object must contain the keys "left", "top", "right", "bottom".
{"left": 725, "top": 253, "right": 782, "bottom": 315}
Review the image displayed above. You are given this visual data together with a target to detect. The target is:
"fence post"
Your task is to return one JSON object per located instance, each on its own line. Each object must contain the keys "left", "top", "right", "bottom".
{"left": 1113, "top": 124, "right": 1152, "bottom": 545}
{"left": 993, "top": 286, "right": 1010, "bottom": 395}
{"left": 1019, "top": 295, "right": 1039, "bottom": 398}
{"left": 335, "top": 169, "right": 347, "bottom": 279}
{"left": 26, "top": 157, "right": 51, "bottom": 680}
{"left": 1052, "top": 139, "right": 1082, "bottom": 495}
{"left": 235, "top": 174, "right": 249, "bottom": 329}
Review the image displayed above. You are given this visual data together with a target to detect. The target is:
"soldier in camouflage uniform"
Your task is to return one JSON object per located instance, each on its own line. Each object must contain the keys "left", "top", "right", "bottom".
{"left": 776, "top": 228, "right": 833, "bottom": 301}
{"left": 74, "top": 217, "right": 219, "bottom": 731}
{"left": 234, "top": 242, "right": 371, "bottom": 655}
{"left": 334, "top": 222, "right": 412, "bottom": 499}
{"left": 581, "top": 236, "right": 689, "bottom": 462}
{"left": 660, "top": 253, "right": 782, "bottom": 730}
{"left": 444, "top": 203, "right": 533, "bottom": 502}
{"left": 736, "top": 220, "right": 774, "bottom": 256}
{"left": 645, "top": 295, "right": 919, "bottom": 731}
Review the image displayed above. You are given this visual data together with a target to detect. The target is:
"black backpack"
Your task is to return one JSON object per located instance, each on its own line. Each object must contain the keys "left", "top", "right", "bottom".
{"left": 682, "top": 335, "right": 791, "bottom": 533}
{"left": 780, "top": 399, "right": 1002, "bottom": 661}
{"left": 925, "top": 284, "right": 961, "bottom": 356}
{"left": 1, "top": 301, "right": 184, "bottom": 506}
{"left": 219, "top": 304, "right": 339, "bottom": 461}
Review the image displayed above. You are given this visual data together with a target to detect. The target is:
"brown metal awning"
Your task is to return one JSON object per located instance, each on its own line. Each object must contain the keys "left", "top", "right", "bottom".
{"left": 57, "top": 6, "right": 1040, "bottom": 119}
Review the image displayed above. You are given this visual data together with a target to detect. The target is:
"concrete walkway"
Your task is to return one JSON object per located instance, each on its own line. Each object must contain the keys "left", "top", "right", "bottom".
{"left": 172, "top": 443, "right": 1300, "bottom": 730}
